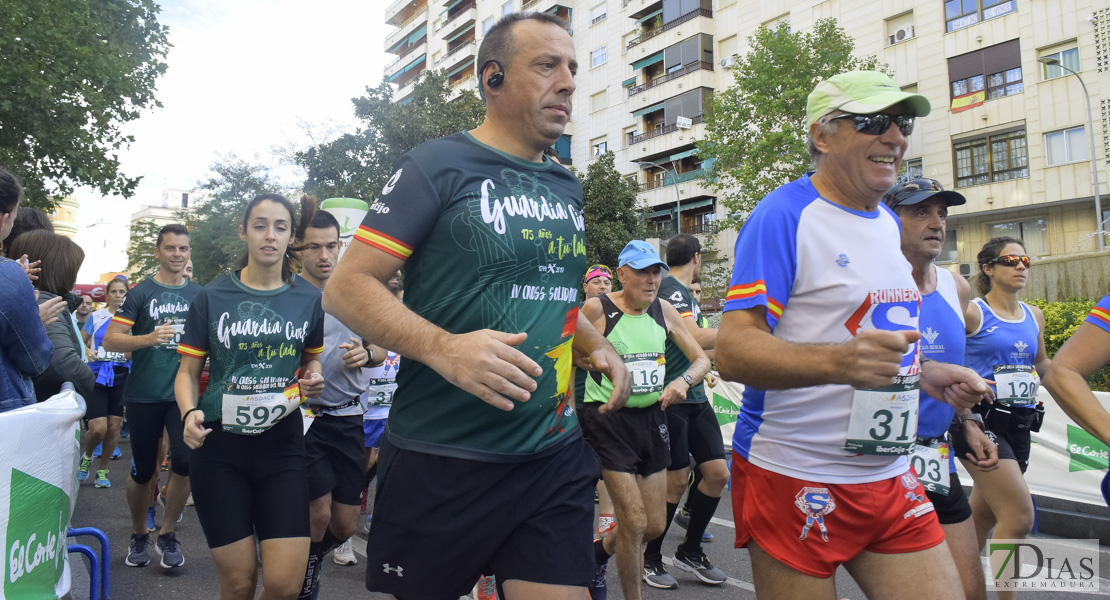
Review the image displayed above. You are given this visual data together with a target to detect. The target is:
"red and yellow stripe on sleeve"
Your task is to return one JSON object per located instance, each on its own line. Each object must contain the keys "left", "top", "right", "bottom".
{"left": 679, "top": 311, "right": 695, "bottom": 319}
{"left": 304, "top": 345, "right": 324, "bottom": 355}
{"left": 1088, "top": 306, "right": 1110, "bottom": 328}
{"left": 177, "top": 344, "right": 208, "bottom": 359}
{"left": 111, "top": 315, "right": 135, "bottom": 327}
{"left": 353, "top": 226, "right": 413, "bottom": 260}
{"left": 726, "top": 280, "right": 784, "bottom": 319}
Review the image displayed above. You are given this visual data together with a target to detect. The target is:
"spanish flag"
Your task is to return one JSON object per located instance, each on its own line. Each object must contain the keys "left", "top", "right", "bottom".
{"left": 951, "top": 90, "right": 986, "bottom": 113}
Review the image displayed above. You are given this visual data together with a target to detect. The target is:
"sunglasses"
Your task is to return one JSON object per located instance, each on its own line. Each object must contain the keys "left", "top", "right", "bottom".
{"left": 988, "top": 255, "right": 1031, "bottom": 268}
{"left": 829, "top": 112, "right": 915, "bottom": 136}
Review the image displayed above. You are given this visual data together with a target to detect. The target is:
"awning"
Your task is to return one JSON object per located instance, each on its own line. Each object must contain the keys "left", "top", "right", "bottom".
{"left": 669, "top": 148, "right": 698, "bottom": 161}
{"left": 622, "top": 77, "right": 636, "bottom": 87}
{"left": 651, "top": 208, "right": 673, "bottom": 219}
{"left": 631, "top": 51, "right": 664, "bottom": 70}
{"left": 636, "top": 9, "right": 662, "bottom": 24}
{"left": 445, "top": 59, "right": 475, "bottom": 78}
{"left": 440, "top": 0, "right": 461, "bottom": 15}
{"left": 678, "top": 198, "right": 714, "bottom": 211}
{"left": 387, "top": 54, "right": 426, "bottom": 82}
{"left": 445, "top": 22, "right": 474, "bottom": 43}
{"left": 632, "top": 101, "right": 664, "bottom": 117}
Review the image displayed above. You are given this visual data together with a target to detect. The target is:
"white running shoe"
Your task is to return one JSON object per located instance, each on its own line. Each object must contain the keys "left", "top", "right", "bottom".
{"left": 332, "top": 538, "right": 357, "bottom": 566}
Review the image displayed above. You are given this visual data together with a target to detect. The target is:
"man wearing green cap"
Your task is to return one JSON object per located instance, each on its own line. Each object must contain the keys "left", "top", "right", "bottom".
{"left": 716, "top": 71, "right": 990, "bottom": 597}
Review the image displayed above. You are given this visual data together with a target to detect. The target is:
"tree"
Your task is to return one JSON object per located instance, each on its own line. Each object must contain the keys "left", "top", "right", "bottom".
{"left": 296, "top": 70, "right": 485, "bottom": 201}
{"left": 698, "top": 19, "right": 884, "bottom": 227}
{"left": 126, "top": 217, "right": 174, "bottom": 282}
{"left": 0, "top": 0, "right": 170, "bottom": 209}
{"left": 577, "top": 151, "right": 652, "bottom": 272}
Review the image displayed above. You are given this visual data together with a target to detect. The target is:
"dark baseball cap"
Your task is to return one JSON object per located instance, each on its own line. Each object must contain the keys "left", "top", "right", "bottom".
{"left": 883, "top": 178, "right": 966, "bottom": 211}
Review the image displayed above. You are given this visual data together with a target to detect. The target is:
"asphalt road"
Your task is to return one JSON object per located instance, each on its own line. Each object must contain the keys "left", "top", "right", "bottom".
{"left": 67, "top": 437, "right": 1110, "bottom": 599}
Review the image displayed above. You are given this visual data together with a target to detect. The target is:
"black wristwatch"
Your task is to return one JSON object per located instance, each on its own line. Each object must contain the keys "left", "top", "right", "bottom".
{"left": 682, "top": 374, "right": 695, "bottom": 387}
{"left": 958, "top": 412, "right": 984, "bottom": 431}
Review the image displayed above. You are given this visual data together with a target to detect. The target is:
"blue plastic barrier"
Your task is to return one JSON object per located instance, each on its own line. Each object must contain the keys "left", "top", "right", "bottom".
{"left": 68, "top": 527, "right": 110, "bottom": 600}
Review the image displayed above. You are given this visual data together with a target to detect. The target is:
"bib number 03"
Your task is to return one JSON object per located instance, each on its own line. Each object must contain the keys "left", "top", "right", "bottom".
{"left": 910, "top": 441, "right": 950, "bottom": 496}
{"left": 221, "top": 381, "right": 301, "bottom": 435}
{"left": 844, "top": 374, "right": 919, "bottom": 455}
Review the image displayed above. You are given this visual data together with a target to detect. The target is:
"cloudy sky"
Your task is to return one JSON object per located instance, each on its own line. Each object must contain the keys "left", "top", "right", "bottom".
{"left": 75, "top": 0, "right": 390, "bottom": 280}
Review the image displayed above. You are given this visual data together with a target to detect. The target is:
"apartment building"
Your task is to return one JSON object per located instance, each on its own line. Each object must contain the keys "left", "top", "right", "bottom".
{"left": 384, "top": 0, "right": 1110, "bottom": 275}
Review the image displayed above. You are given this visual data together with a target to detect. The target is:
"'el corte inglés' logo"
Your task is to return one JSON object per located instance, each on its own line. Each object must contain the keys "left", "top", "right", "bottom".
{"left": 1066, "top": 424, "right": 1110, "bottom": 472}
{"left": 5, "top": 469, "right": 70, "bottom": 596}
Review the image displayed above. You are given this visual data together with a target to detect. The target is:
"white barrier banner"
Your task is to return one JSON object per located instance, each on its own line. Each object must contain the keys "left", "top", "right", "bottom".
{"left": 707, "top": 377, "right": 1110, "bottom": 508}
{"left": 1, "top": 390, "right": 84, "bottom": 600}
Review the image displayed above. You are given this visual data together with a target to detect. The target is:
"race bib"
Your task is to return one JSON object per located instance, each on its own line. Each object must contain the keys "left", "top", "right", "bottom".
{"left": 221, "top": 380, "right": 301, "bottom": 435}
{"left": 910, "top": 441, "right": 950, "bottom": 496}
{"left": 159, "top": 320, "right": 186, "bottom": 350}
{"left": 994, "top": 364, "right": 1039, "bottom": 406}
{"left": 845, "top": 374, "right": 919, "bottom": 455}
{"left": 365, "top": 379, "right": 397, "bottom": 408}
{"left": 301, "top": 404, "right": 318, "bottom": 435}
{"left": 624, "top": 353, "right": 664, "bottom": 395}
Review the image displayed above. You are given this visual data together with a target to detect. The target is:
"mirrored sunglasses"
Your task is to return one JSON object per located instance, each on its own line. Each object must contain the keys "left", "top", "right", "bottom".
{"left": 988, "top": 255, "right": 1031, "bottom": 268}
{"left": 830, "top": 112, "right": 915, "bottom": 136}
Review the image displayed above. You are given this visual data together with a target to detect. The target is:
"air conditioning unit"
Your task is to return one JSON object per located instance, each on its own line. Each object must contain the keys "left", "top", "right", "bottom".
{"left": 958, "top": 263, "right": 974, "bottom": 277}
{"left": 720, "top": 54, "right": 738, "bottom": 68}
{"left": 676, "top": 116, "right": 692, "bottom": 129}
{"left": 889, "top": 25, "right": 914, "bottom": 45}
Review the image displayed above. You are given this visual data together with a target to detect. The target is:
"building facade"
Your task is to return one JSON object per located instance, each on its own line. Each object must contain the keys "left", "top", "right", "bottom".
{"left": 48, "top": 196, "right": 80, "bottom": 239}
{"left": 384, "top": 0, "right": 1110, "bottom": 277}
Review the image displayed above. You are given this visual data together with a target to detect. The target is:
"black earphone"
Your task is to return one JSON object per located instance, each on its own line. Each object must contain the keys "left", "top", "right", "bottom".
{"left": 481, "top": 59, "right": 505, "bottom": 96}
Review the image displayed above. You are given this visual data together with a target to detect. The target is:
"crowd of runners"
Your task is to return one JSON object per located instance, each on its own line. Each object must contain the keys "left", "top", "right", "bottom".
{"left": 7, "top": 9, "right": 1110, "bottom": 600}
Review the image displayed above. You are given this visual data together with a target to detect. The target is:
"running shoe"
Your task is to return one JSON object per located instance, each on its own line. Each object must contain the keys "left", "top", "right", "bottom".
{"left": 476, "top": 575, "right": 497, "bottom": 600}
{"left": 92, "top": 442, "right": 102, "bottom": 458}
{"left": 642, "top": 561, "right": 678, "bottom": 589}
{"left": 161, "top": 457, "right": 169, "bottom": 471}
{"left": 596, "top": 514, "right": 616, "bottom": 536}
{"left": 146, "top": 506, "right": 157, "bottom": 532}
{"left": 588, "top": 558, "right": 608, "bottom": 600}
{"left": 672, "top": 549, "right": 727, "bottom": 585}
{"left": 77, "top": 455, "right": 92, "bottom": 481}
{"left": 156, "top": 532, "right": 184, "bottom": 569}
{"left": 111, "top": 445, "right": 122, "bottom": 459}
{"left": 119, "top": 420, "right": 129, "bottom": 438}
{"left": 95, "top": 469, "right": 111, "bottom": 488}
{"left": 125, "top": 533, "right": 150, "bottom": 567}
{"left": 362, "top": 512, "right": 372, "bottom": 535}
{"left": 674, "top": 507, "right": 713, "bottom": 542}
{"left": 332, "top": 539, "right": 357, "bottom": 566}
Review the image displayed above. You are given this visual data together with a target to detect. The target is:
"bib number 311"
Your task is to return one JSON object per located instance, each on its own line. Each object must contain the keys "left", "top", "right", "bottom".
{"left": 844, "top": 375, "right": 919, "bottom": 455}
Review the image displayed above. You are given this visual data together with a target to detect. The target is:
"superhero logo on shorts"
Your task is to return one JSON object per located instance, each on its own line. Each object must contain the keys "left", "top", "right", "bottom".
{"left": 794, "top": 487, "right": 836, "bottom": 542}
{"left": 658, "top": 423, "right": 670, "bottom": 446}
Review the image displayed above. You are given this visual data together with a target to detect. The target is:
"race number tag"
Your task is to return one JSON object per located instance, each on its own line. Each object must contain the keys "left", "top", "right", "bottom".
{"left": 993, "top": 364, "right": 1039, "bottom": 406}
{"left": 222, "top": 380, "right": 301, "bottom": 435}
{"left": 365, "top": 379, "right": 397, "bottom": 408}
{"left": 845, "top": 374, "right": 919, "bottom": 455}
{"left": 624, "top": 353, "right": 664, "bottom": 395}
{"left": 910, "top": 441, "right": 950, "bottom": 496}
{"left": 159, "top": 320, "right": 186, "bottom": 349}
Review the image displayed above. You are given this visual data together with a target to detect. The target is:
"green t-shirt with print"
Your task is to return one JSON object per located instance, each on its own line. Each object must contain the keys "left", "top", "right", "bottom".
{"left": 353, "top": 132, "right": 586, "bottom": 461}
{"left": 658, "top": 275, "right": 707, "bottom": 403}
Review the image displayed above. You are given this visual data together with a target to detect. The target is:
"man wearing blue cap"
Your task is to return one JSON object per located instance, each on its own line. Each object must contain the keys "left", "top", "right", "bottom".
{"left": 716, "top": 71, "right": 990, "bottom": 597}
{"left": 580, "top": 240, "right": 711, "bottom": 600}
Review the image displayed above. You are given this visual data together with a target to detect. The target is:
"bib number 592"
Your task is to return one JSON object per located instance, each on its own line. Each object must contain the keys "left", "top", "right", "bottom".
{"left": 235, "top": 404, "right": 287, "bottom": 426}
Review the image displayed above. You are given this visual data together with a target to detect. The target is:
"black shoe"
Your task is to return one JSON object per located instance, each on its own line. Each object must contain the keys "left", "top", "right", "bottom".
{"left": 125, "top": 533, "right": 150, "bottom": 567}
{"left": 673, "top": 548, "right": 727, "bottom": 585}
{"left": 643, "top": 560, "right": 678, "bottom": 589}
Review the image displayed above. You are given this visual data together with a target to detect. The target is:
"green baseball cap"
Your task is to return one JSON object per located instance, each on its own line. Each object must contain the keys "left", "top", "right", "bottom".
{"left": 806, "top": 70, "right": 931, "bottom": 128}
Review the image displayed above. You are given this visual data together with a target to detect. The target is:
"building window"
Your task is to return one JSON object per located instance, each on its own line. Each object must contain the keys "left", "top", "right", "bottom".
{"left": 1039, "top": 43, "right": 1080, "bottom": 80}
{"left": 953, "top": 128, "right": 1029, "bottom": 188}
{"left": 591, "top": 46, "right": 607, "bottom": 68}
{"left": 624, "top": 126, "right": 639, "bottom": 146}
{"left": 591, "top": 3, "right": 607, "bottom": 25}
{"left": 885, "top": 11, "right": 915, "bottom": 46}
{"left": 592, "top": 138, "right": 608, "bottom": 156}
{"left": 1045, "top": 126, "right": 1088, "bottom": 166}
{"left": 502, "top": 2, "right": 512, "bottom": 17}
{"left": 590, "top": 90, "right": 606, "bottom": 113}
{"left": 482, "top": 17, "right": 494, "bottom": 34}
{"left": 945, "top": 0, "right": 1017, "bottom": 33}
{"left": 902, "top": 158, "right": 924, "bottom": 181}
{"left": 938, "top": 229, "right": 958, "bottom": 263}
{"left": 948, "top": 40, "right": 1022, "bottom": 102}
{"left": 990, "top": 218, "right": 1047, "bottom": 256}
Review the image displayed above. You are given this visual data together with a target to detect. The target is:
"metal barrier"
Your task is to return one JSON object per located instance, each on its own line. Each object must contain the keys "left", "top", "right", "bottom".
{"left": 68, "top": 527, "right": 111, "bottom": 600}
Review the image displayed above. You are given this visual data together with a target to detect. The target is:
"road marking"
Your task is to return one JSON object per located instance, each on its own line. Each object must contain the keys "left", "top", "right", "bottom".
{"left": 662, "top": 557, "right": 754, "bottom": 592}
{"left": 711, "top": 516, "right": 735, "bottom": 529}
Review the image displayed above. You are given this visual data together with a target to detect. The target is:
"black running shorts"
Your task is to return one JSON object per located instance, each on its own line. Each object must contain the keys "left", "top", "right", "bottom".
{"left": 364, "top": 432, "right": 600, "bottom": 598}
{"left": 664, "top": 401, "right": 726, "bottom": 471}
{"left": 127, "top": 400, "right": 189, "bottom": 484}
{"left": 949, "top": 407, "right": 1029, "bottom": 474}
{"left": 924, "top": 466, "right": 973, "bottom": 525}
{"left": 578, "top": 402, "right": 670, "bottom": 476}
{"left": 85, "top": 369, "right": 127, "bottom": 420}
{"left": 305, "top": 413, "right": 366, "bottom": 505}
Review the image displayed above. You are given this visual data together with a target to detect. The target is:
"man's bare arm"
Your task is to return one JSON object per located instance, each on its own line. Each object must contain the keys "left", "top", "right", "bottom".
{"left": 103, "top": 320, "right": 176, "bottom": 353}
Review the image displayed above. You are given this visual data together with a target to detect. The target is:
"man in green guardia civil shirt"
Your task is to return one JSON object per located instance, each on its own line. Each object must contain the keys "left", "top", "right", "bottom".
{"left": 324, "top": 12, "right": 630, "bottom": 600}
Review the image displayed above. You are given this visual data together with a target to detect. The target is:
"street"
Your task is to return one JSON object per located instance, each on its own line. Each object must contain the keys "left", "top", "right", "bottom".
{"left": 67, "top": 437, "right": 1110, "bottom": 599}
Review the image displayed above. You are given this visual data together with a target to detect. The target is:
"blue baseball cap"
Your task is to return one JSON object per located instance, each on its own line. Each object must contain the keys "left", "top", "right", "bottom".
{"left": 618, "top": 240, "right": 668, "bottom": 271}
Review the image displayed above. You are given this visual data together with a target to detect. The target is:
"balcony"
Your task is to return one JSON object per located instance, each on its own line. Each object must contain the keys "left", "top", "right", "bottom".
{"left": 387, "top": 54, "right": 427, "bottom": 89}
{"left": 386, "top": 0, "right": 427, "bottom": 27}
{"left": 627, "top": 8, "right": 712, "bottom": 50}
{"left": 523, "top": 0, "right": 543, "bottom": 9}
{"left": 443, "top": 0, "right": 476, "bottom": 30}
{"left": 640, "top": 168, "right": 706, "bottom": 191}
{"left": 630, "top": 115, "right": 703, "bottom": 144}
{"left": 441, "top": 42, "right": 477, "bottom": 73}
{"left": 629, "top": 61, "right": 713, "bottom": 97}
{"left": 385, "top": 9, "right": 428, "bottom": 51}
{"left": 385, "top": 40, "right": 427, "bottom": 73}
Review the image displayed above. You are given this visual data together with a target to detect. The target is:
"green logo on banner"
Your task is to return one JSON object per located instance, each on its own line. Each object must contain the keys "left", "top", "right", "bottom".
{"left": 711, "top": 392, "right": 740, "bottom": 426}
{"left": 5, "top": 469, "right": 69, "bottom": 599}
{"left": 1067, "top": 424, "right": 1110, "bottom": 472}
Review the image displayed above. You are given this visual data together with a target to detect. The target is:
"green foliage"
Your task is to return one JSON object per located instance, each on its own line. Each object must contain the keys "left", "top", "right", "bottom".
{"left": 698, "top": 19, "right": 884, "bottom": 228}
{"left": 185, "top": 156, "right": 286, "bottom": 285}
{"left": 126, "top": 218, "right": 175, "bottom": 283}
{"left": 296, "top": 70, "right": 485, "bottom": 201}
{"left": 576, "top": 152, "right": 652, "bottom": 274}
{"left": 0, "top": 0, "right": 170, "bottom": 209}
{"left": 1026, "top": 298, "right": 1110, "bottom": 391}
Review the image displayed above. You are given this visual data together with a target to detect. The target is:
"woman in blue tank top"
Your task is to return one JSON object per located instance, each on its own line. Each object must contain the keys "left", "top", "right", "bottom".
{"left": 959, "top": 237, "right": 1051, "bottom": 599}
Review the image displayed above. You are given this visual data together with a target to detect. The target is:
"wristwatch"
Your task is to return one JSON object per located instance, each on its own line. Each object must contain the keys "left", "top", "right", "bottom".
{"left": 958, "top": 412, "right": 984, "bottom": 431}
{"left": 682, "top": 374, "right": 695, "bottom": 387}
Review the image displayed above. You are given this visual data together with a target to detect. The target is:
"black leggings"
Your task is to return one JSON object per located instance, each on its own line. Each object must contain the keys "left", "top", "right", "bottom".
{"left": 127, "top": 401, "right": 190, "bottom": 484}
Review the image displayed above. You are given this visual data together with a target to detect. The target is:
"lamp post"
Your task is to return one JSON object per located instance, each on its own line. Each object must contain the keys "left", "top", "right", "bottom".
{"left": 1038, "top": 56, "right": 1105, "bottom": 251}
{"left": 635, "top": 158, "right": 682, "bottom": 235}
